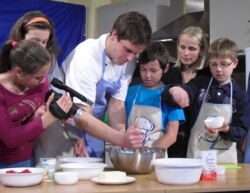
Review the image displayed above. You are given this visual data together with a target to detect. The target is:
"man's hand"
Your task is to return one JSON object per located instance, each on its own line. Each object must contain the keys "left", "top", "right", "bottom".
{"left": 123, "top": 124, "right": 144, "bottom": 149}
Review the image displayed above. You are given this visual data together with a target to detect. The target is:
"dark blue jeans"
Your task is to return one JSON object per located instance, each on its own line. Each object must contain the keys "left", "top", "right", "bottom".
{"left": 0, "top": 159, "right": 33, "bottom": 169}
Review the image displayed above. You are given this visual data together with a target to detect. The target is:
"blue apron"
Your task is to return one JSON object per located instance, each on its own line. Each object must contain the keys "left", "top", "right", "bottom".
{"left": 83, "top": 51, "right": 121, "bottom": 158}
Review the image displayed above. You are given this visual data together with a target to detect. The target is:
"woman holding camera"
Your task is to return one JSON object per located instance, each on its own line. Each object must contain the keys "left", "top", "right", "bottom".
{"left": 0, "top": 40, "right": 72, "bottom": 168}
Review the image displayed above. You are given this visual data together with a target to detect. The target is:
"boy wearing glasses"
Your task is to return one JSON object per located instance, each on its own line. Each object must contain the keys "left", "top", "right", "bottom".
{"left": 162, "top": 38, "right": 250, "bottom": 163}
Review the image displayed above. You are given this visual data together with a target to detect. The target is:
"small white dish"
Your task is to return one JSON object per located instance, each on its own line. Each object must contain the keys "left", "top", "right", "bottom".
{"left": 54, "top": 172, "right": 78, "bottom": 185}
{"left": 204, "top": 116, "right": 224, "bottom": 129}
{"left": 91, "top": 176, "right": 135, "bottom": 185}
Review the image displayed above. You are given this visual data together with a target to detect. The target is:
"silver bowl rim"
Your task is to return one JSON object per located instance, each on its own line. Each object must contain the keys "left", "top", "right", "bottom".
{"left": 107, "top": 146, "right": 166, "bottom": 155}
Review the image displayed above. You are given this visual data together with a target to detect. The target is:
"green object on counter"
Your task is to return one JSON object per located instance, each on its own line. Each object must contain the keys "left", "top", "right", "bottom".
{"left": 54, "top": 169, "right": 63, "bottom": 172}
{"left": 103, "top": 111, "right": 109, "bottom": 124}
{"left": 217, "top": 164, "right": 242, "bottom": 169}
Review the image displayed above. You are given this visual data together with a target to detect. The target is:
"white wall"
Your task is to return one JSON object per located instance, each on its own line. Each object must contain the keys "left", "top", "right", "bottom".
{"left": 210, "top": 0, "right": 250, "bottom": 89}
{"left": 99, "top": 0, "right": 183, "bottom": 36}
{"left": 210, "top": 0, "right": 250, "bottom": 50}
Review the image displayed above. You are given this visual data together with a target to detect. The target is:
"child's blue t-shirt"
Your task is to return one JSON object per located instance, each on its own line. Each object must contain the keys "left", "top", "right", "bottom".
{"left": 125, "top": 84, "right": 185, "bottom": 132}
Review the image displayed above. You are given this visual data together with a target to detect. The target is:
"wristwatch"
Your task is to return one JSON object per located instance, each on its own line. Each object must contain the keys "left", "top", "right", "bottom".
{"left": 74, "top": 108, "right": 85, "bottom": 120}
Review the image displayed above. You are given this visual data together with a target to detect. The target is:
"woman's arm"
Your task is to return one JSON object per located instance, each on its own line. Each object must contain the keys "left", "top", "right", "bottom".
{"left": 162, "top": 75, "right": 208, "bottom": 108}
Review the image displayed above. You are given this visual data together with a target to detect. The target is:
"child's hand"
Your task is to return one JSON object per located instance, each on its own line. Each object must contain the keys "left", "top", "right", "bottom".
{"left": 204, "top": 125, "right": 218, "bottom": 136}
{"left": 74, "top": 138, "right": 89, "bottom": 157}
{"left": 218, "top": 122, "right": 230, "bottom": 133}
{"left": 55, "top": 93, "right": 73, "bottom": 114}
{"left": 169, "top": 86, "right": 189, "bottom": 108}
{"left": 45, "top": 92, "right": 73, "bottom": 120}
{"left": 33, "top": 105, "right": 46, "bottom": 119}
{"left": 152, "top": 140, "right": 165, "bottom": 149}
{"left": 204, "top": 122, "right": 229, "bottom": 135}
{"left": 41, "top": 93, "right": 73, "bottom": 128}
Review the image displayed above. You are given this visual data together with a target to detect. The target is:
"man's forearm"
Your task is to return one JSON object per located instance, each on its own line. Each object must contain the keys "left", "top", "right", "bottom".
{"left": 75, "top": 112, "right": 125, "bottom": 146}
{"left": 107, "top": 98, "right": 126, "bottom": 130}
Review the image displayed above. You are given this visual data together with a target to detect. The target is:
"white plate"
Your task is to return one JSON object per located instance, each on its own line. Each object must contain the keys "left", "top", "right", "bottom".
{"left": 91, "top": 176, "right": 135, "bottom": 185}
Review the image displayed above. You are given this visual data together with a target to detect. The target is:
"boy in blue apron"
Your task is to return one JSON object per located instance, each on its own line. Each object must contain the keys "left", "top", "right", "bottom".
{"left": 162, "top": 38, "right": 250, "bottom": 163}
{"left": 125, "top": 42, "right": 185, "bottom": 153}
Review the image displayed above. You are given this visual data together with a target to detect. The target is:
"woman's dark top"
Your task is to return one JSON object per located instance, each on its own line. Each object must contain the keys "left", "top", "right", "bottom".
{"left": 162, "top": 66, "right": 211, "bottom": 157}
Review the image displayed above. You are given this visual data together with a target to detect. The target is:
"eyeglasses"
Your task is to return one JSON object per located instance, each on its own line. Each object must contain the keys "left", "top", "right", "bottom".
{"left": 209, "top": 61, "right": 233, "bottom": 69}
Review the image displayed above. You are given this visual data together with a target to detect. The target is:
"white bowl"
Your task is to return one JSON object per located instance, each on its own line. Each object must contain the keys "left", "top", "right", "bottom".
{"left": 152, "top": 158, "right": 203, "bottom": 185}
{"left": 59, "top": 157, "right": 102, "bottom": 164}
{"left": 204, "top": 116, "right": 224, "bottom": 129}
{"left": 60, "top": 163, "right": 106, "bottom": 180}
{"left": 54, "top": 172, "right": 78, "bottom": 185}
{"left": 0, "top": 167, "right": 45, "bottom": 187}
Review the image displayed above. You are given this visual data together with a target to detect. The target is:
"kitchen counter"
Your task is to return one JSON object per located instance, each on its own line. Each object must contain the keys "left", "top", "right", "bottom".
{"left": 1, "top": 164, "right": 250, "bottom": 193}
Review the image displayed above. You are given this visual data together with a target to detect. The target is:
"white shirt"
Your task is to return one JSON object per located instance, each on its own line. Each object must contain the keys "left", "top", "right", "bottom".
{"left": 61, "top": 34, "right": 136, "bottom": 106}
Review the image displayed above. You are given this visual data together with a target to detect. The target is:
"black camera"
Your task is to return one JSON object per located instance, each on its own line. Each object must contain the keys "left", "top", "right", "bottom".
{"left": 46, "top": 78, "right": 93, "bottom": 119}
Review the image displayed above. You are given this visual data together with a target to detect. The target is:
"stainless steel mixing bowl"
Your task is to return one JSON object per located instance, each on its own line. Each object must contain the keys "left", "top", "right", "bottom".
{"left": 108, "top": 146, "right": 166, "bottom": 174}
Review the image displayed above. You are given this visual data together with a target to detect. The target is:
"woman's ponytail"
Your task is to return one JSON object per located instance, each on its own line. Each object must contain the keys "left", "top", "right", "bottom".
{"left": 0, "top": 40, "right": 17, "bottom": 73}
